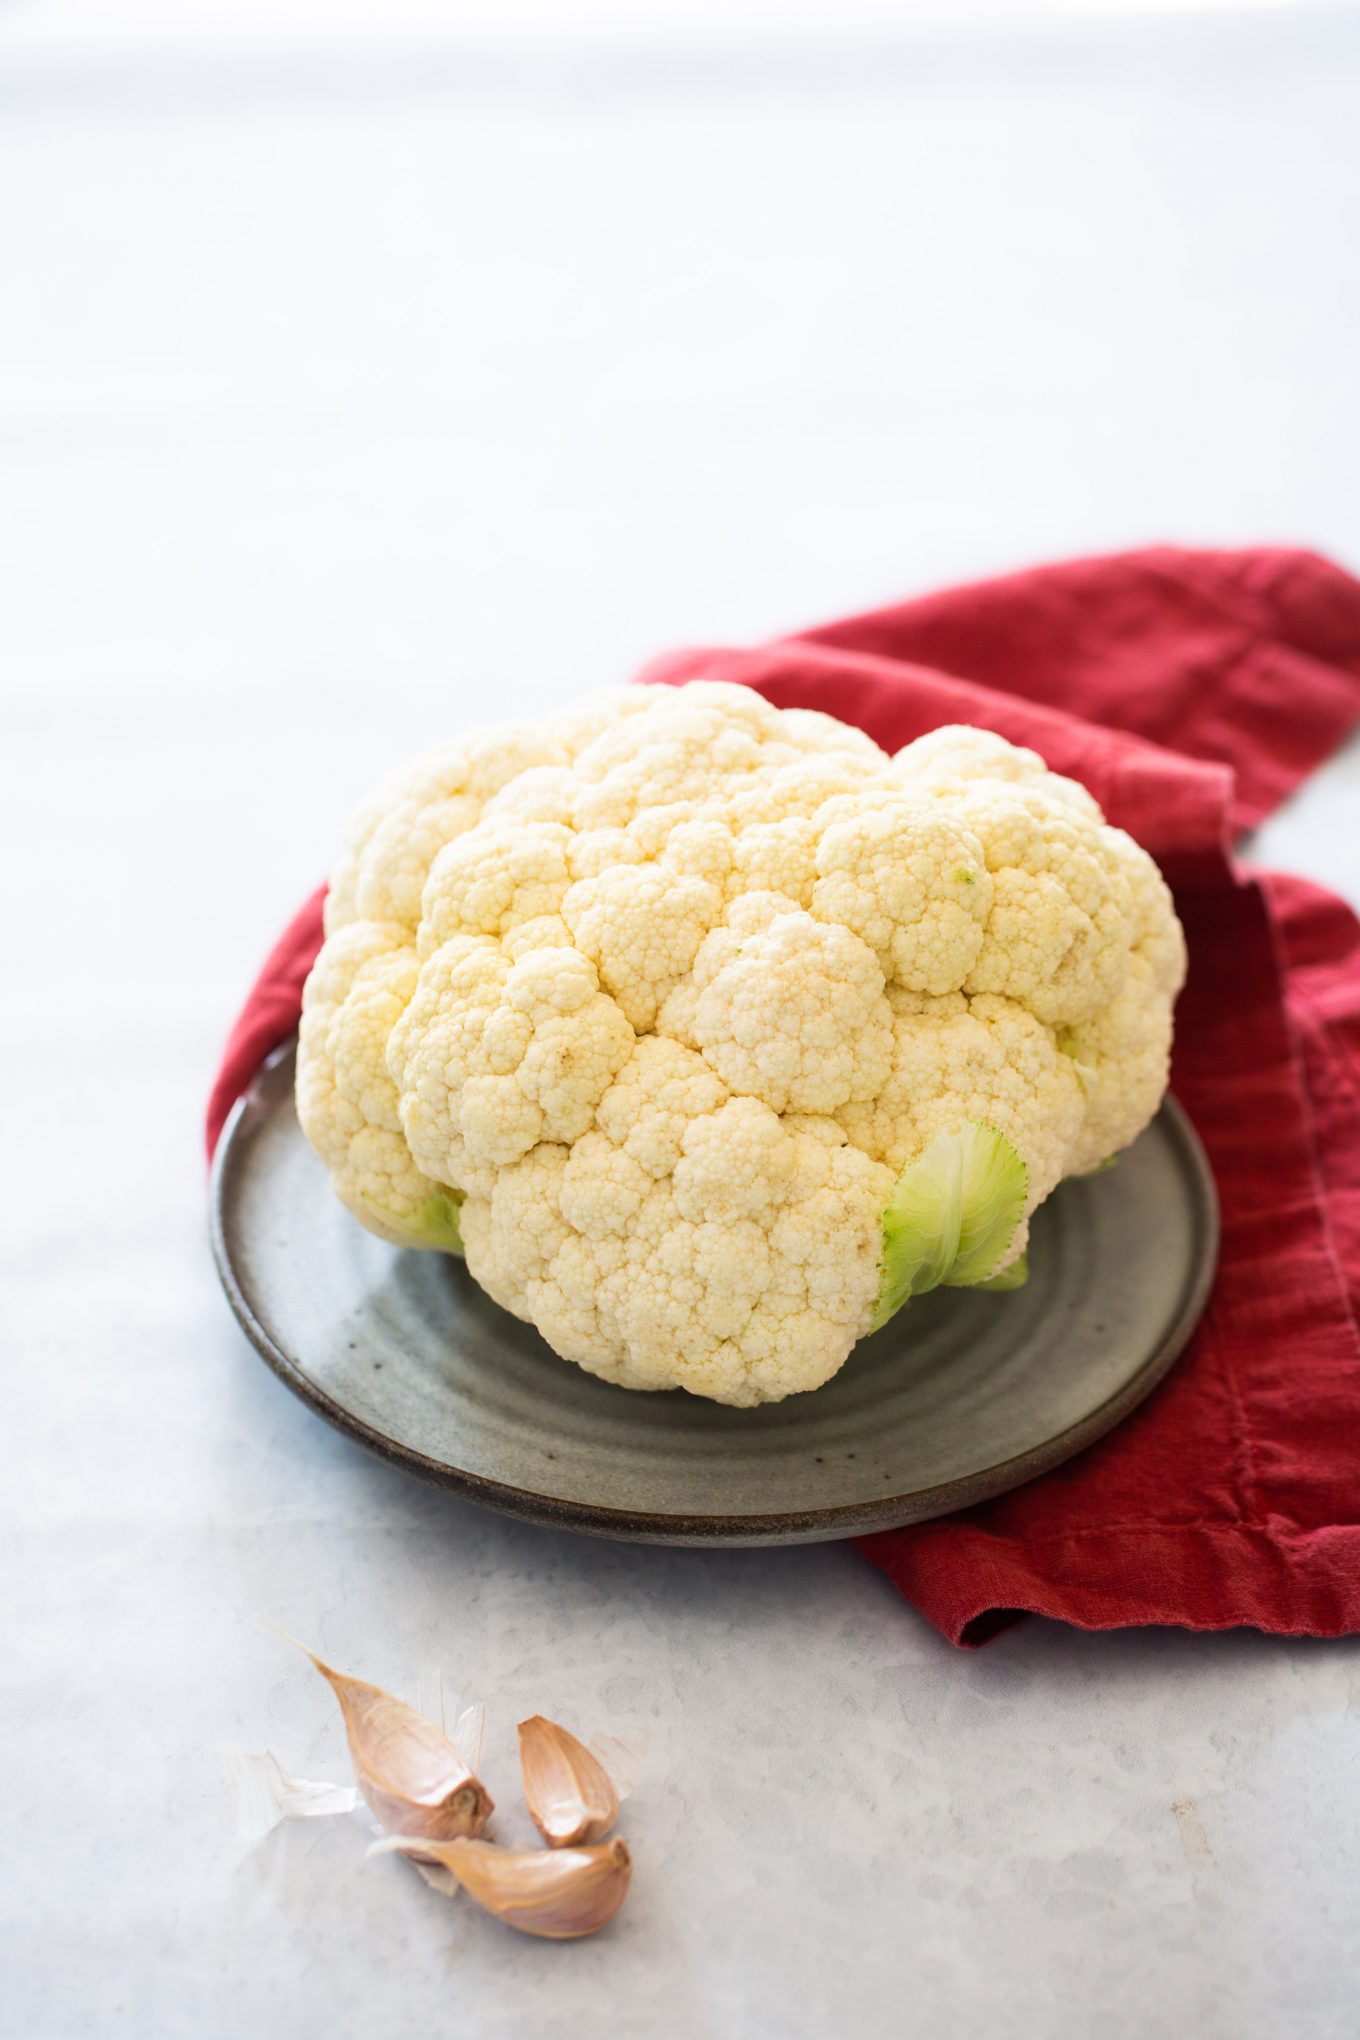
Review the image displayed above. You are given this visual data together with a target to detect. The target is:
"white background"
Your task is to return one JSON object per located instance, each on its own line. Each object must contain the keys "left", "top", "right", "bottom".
{"left": 2, "top": 2, "right": 1359, "bottom": 2034}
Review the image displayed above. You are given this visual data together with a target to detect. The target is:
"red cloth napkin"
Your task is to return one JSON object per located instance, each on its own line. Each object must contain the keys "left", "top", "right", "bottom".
{"left": 208, "top": 546, "right": 1360, "bottom": 1647}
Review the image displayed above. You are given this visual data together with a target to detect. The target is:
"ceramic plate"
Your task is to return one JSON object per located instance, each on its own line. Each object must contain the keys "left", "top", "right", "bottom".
{"left": 211, "top": 1044, "right": 1218, "bottom": 1546}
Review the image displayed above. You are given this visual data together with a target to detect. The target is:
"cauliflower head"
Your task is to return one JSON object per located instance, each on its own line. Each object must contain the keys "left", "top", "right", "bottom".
{"left": 297, "top": 684, "right": 1185, "bottom": 1406}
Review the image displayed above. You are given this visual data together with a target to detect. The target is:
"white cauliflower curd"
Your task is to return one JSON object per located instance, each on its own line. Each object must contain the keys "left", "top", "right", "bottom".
{"left": 297, "top": 684, "right": 1185, "bottom": 1405}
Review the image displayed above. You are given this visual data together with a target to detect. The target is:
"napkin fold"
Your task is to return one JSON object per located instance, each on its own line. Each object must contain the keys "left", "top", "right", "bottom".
{"left": 208, "top": 546, "right": 1360, "bottom": 1646}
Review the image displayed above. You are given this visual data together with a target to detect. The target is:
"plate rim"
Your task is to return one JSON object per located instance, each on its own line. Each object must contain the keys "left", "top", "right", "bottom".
{"left": 209, "top": 1041, "right": 1220, "bottom": 1546}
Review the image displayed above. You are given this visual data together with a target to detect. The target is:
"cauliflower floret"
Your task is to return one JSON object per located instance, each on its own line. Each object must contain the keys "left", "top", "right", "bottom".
{"left": 656, "top": 815, "right": 735, "bottom": 892}
{"left": 672, "top": 894, "right": 893, "bottom": 1114}
{"left": 1058, "top": 956, "right": 1179, "bottom": 1176}
{"left": 559, "top": 1130, "right": 654, "bottom": 1237}
{"left": 811, "top": 794, "right": 992, "bottom": 993}
{"left": 570, "top": 698, "right": 769, "bottom": 832}
{"left": 956, "top": 787, "right": 1134, "bottom": 1025}
{"left": 893, "top": 723, "right": 1102, "bottom": 818}
{"left": 782, "top": 707, "right": 888, "bottom": 759}
{"left": 673, "top": 1096, "right": 796, "bottom": 1224}
{"left": 419, "top": 820, "right": 573, "bottom": 951}
{"left": 562, "top": 864, "right": 722, "bottom": 1030}
{"left": 459, "top": 1141, "right": 573, "bottom": 1312}
{"left": 299, "top": 685, "right": 1186, "bottom": 1404}
{"left": 548, "top": 685, "right": 660, "bottom": 758}
{"left": 595, "top": 1035, "right": 729, "bottom": 1178}
{"left": 730, "top": 815, "right": 819, "bottom": 906}
{"left": 838, "top": 987, "right": 1086, "bottom": 1214}
{"left": 295, "top": 921, "right": 456, "bottom": 1247}
{"left": 326, "top": 723, "right": 566, "bottom": 932}
{"left": 389, "top": 941, "right": 634, "bottom": 1192}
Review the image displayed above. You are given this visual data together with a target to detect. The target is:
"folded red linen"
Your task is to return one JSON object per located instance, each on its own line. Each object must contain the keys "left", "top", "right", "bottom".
{"left": 207, "top": 546, "right": 1360, "bottom": 1646}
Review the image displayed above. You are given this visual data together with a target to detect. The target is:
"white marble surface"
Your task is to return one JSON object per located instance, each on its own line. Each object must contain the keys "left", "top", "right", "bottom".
{"left": 3, "top": 4, "right": 1360, "bottom": 2034}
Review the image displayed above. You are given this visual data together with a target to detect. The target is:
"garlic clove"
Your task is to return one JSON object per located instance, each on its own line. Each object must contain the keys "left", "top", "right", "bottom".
{"left": 370, "top": 1835, "right": 632, "bottom": 1940}
{"left": 298, "top": 1645, "right": 493, "bottom": 1848}
{"left": 518, "top": 1714, "right": 620, "bottom": 1847}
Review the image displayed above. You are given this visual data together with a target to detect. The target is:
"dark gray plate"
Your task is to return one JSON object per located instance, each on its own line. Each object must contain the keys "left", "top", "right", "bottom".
{"left": 211, "top": 1044, "right": 1218, "bottom": 1546}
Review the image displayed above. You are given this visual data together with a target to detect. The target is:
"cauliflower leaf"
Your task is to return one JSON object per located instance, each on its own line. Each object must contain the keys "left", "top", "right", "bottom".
{"left": 871, "top": 1124, "right": 1029, "bottom": 1330}
{"left": 363, "top": 1189, "right": 465, "bottom": 1256}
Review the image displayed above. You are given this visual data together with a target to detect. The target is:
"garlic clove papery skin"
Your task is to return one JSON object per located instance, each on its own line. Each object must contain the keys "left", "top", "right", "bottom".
{"left": 517, "top": 1714, "right": 620, "bottom": 1848}
{"left": 369, "top": 1835, "right": 632, "bottom": 1940}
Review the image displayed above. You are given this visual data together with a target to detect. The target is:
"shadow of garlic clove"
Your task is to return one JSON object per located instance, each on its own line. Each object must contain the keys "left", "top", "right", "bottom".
{"left": 369, "top": 1835, "right": 632, "bottom": 1940}
{"left": 299, "top": 1645, "right": 493, "bottom": 1850}
{"left": 518, "top": 1714, "right": 621, "bottom": 1848}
